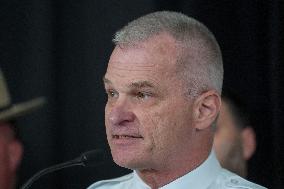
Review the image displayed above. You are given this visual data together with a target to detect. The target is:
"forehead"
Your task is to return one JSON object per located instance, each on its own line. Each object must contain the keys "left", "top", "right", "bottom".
{"left": 105, "top": 33, "right": 179, "bottom": 82}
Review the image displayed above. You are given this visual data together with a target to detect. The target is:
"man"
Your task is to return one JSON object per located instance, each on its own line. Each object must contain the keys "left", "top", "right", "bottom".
{"left": 0, "top": 68, "right": 45, "bottom": 189}
{"left": 88, "top": 11, "right": 266, "bottom": 189}
{"left": 214, "top": 92, "right": 256, "bottom": 178}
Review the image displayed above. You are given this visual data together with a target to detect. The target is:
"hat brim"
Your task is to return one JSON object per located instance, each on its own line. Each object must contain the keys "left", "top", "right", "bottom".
{"left": 0, "top": 97, "right": 46, "bottom": 122}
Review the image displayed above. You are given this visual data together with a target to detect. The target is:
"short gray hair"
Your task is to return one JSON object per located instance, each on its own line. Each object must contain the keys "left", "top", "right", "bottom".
{"left": 113, "top": 11, "right": 223, "bottom": 97}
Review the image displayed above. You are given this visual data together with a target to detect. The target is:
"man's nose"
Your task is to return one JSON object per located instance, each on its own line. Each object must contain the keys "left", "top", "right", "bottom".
{"left": 107, "top": 100, "right": 135, "bottom": 126}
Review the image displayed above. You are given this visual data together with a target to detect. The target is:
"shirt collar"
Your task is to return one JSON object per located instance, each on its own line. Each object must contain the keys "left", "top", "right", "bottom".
{"left": 132, "top": 151, "right": 222, "bottom": 189}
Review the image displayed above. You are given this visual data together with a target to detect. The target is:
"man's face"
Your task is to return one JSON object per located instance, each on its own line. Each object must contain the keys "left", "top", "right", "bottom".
{"left": 213, "top": 102, "right": 245, "bottom": 176}
{"left": 104, "top": 34, "right": 196, "bottom": 171}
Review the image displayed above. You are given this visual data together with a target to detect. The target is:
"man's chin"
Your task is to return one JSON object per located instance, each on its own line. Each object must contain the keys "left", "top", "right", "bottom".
{"left": 112, "top": 154, "right": 147, "bottom": 170}
{"left": 113, "top": 155, "right": 137, "bottom": 168}
{"left": 110, "top": 145, "right": 151, "bottom": 169}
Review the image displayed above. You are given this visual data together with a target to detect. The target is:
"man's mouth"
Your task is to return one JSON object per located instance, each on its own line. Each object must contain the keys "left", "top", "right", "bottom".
{"left": 112, "top": 135, "right": 143, "bottom": 139}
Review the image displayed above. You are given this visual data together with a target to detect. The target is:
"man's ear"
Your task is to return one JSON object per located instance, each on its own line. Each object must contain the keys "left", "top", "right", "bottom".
{"left": 241, "top": 127, "right": 256, "bottom": 160}
{"left": 193, "top": 90, "right": 221, "bottom": 130}
{"left": 8, "top": 140, "right": 23, "bottom": 172}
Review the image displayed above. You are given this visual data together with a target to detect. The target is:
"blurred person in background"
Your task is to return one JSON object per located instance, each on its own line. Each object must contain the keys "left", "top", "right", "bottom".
{"left": 214, "top": 91, "right": 256, "bottom": 178}
{"left": 0, "top": 68, "right": 45, "bottom": 189}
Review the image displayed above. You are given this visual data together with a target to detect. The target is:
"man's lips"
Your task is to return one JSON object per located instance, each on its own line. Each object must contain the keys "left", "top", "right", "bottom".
{"left": 112, "top": 135, "right": 143, "bottom": 139}
{"left": 111, "top": 134, "right": 143, "bottom": 145}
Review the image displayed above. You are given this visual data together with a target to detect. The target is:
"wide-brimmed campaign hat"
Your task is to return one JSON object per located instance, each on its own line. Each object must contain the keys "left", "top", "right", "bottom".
{"left": 0, "top": 68, "right": 46, "bottom": 122}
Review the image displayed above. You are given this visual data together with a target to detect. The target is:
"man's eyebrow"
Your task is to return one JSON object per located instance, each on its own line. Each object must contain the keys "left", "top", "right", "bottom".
{"left": 129, "top": 81, "right": 155, "bottom": 89}
{"left": 103, "top": 77, "right": 155, "bottom": 89}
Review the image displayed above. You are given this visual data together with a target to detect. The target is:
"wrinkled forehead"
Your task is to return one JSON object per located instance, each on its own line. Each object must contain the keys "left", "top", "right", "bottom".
{"left": 104, "top": 40, "right": 187, "bottom": 93}
{"left": 107, "top": 34, "right": 179, "bottom": 74}
{"left": 106, "top": 51, "right": 178, "bottom": 87}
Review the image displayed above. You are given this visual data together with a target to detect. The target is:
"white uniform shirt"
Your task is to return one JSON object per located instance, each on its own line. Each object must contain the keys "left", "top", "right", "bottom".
{"left": 87, "top": 151, "right": 267, "bottom": 189}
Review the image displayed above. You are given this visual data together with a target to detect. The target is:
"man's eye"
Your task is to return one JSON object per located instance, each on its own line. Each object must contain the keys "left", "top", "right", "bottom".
{"left": 136, "top": 92, "right": 151, "bottom": 100}
{"left": 107, "top": 90, "right": 118, "bottom": 98}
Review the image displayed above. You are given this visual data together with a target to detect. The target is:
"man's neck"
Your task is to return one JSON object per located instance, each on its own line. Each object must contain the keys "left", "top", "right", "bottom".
{"left": 136, "top": 150, "right": 210, "bottom": 189}
{"left": 137, "top": 168, "right": 188, "bottom": 189}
